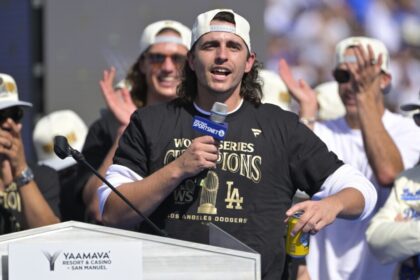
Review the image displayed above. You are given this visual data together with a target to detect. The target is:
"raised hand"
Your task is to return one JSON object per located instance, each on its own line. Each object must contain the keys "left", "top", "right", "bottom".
{"left": 99, "top": 67, "right": 137, "bottom": 127}
{"left": 278, "top": 59, "right": 318, "bottom": 120}
{"left": 0, "top": 119, "right": 27, "bottom": 185}
{"left": 347, "top": 44, "right": 383, "bottom": 103}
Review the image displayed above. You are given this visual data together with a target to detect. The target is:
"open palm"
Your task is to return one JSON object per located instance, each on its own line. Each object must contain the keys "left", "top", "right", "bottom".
{"left": 278, "top": 59, "right": 318, "bottom": 118}
{"left": 99, "top": 67, "right": 137, "bottom": 127}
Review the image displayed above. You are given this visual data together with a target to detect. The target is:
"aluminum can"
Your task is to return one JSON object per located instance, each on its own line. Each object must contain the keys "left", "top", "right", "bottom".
{"left": 285, "top": 211, "right": 310, "bottom": 257}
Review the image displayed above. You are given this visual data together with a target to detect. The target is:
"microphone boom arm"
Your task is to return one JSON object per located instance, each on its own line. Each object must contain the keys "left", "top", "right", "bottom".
{"left": 54, "top": 135, "right": 167, "bottom": 237}
{"left": 73, "top": 151, "right": 168, "bottom": 237}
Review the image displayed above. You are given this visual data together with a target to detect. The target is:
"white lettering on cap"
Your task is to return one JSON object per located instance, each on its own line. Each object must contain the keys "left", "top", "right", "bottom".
{"left": 154, "top": 35, "right": 184, "bottom": 45}
{"left": 209, "top": 25, "right": 236, "bottom": 34}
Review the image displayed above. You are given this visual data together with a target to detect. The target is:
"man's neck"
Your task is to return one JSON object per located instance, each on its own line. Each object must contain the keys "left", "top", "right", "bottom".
{"left": 194, "top": 86, "right": 243, "bottom": 112}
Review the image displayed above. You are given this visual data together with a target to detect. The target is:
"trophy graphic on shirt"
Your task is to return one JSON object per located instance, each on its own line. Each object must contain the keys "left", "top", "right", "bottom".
{"left": 197, "top": 171, "right": 219, "bottom": 215}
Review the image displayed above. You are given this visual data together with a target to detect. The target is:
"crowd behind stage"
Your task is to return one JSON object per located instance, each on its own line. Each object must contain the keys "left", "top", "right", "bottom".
{"left": 264, "top": 0, "right": 420, "bottom": 116}
{"left": 1, "top": 1, "right": 420, "bottom": 279}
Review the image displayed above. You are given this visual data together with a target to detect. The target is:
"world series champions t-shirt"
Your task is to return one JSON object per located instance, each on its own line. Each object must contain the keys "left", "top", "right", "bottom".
{"left": 0, "top": 164, "right": 60, "bottom": 234}
{"left": 113, "top": 99, "right": 343, "bottom": 279}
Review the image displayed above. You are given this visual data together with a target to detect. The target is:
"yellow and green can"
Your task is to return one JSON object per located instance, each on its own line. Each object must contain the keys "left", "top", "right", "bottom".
{"left": 286, "top": 211, "right": 310, "bottom": 258}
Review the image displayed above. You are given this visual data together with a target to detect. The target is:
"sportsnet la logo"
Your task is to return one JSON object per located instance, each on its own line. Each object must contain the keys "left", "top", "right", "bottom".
{"left": 192, "top": 116, "right": 228, "bottom": 140}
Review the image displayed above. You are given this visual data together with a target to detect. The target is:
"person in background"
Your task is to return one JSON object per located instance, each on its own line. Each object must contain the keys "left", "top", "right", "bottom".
{"left": 259, "top": 69, "right": 291, "bottom": 111}
{"left": 0, "top": 73, "right": 60, "bottom": 233}
{"left": 78, "top": 20, "right": 191, "bottom": 223}
{"left": 314, "top": 81, "right": 345, "bottom": 121}
{"left": 33, "top": 110, "right": 88, "bottom": 221}
{"left": 98, "top": 9, "right": 377, "bottom": 279}
{"left": 366, "top": 98, "right": 420, "bottom": 280}
{"left": 279, "top": 37, "right": 420, "bottom": 279}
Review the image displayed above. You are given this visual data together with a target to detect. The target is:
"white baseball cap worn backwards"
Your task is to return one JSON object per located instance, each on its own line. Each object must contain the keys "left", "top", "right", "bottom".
{"left": 335, "top": 36, "right": 390, "bottom": 75}
{"left": 139, "top": 20, "right": 192, "bottom": 55}
{"left": 191, "top": 9, "right": 251, "bottom": 52}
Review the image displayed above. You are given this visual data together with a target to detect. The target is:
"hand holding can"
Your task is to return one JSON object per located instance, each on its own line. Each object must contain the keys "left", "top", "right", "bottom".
{"left": 286, "top": 211, "right": 310, "bottom": 258}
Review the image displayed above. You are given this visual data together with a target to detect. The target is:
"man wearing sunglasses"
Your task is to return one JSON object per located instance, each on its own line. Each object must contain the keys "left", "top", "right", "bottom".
{"left": 279, "top": 37, "right": 420, "bottom": 279}
{"left": 79, "top": 20, "right": 191, "bottom": 223}
{"left": 0, "top": 73, "right": 60, "bottom": 234}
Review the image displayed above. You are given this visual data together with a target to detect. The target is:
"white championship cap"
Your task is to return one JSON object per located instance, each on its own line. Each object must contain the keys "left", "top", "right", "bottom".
{"left": 191, "top": 9, "right": 251, "bottom": 51}
{"left": 0, "top": 73, "right": 32, "bottom": 110}
{"left": 259, "top": 69, "right": 291, "bottom": 111}
{"left": 314, "top": 81, "right": 345, "bottom": 121}
{"left": 335, "top": 37, "right": 390, "bottom": 75}
{"left": 139, "top": 20, "right": 192, "bottom": 55}
{"left": 33, "top": 110, "right": 88, "bottom": 171}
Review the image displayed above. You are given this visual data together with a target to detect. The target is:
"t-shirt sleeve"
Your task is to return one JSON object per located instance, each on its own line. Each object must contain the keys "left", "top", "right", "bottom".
{"left": 75, "top": 112, "right": 119, "bottom": 197}
{"left": 113, "top": 111, "right": 149, "bottom": 177}
{"left": 287, "top": 117, "right": 344, "bottom": 196}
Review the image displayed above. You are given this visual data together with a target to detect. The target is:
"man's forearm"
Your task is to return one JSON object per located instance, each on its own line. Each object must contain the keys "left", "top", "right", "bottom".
{"left": 358, "top": 98, "right": 404, "bottom": 186}
{"left": 325, "top": 188, "right": 365, "bottom": 219}
{"left": 20, "top": 181, "right": 60, "bottom": 228}
{"left": 101, "top": 160, "right": 187, "bottom": 228}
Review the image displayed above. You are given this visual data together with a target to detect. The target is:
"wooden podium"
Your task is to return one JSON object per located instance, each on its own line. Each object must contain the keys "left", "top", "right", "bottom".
{"left": 0, "top": 221, "right": 260, "bottom": 279}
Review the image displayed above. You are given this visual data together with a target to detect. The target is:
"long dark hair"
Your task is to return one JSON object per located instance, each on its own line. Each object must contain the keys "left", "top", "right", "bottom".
{"left": 177, "top": 11, "right": 263, "bottom": 106}
{"left": 126, "top": 57, "right": 147, "bottom": 108}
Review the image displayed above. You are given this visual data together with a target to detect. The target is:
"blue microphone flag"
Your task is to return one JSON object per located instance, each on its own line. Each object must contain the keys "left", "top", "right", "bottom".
{"left": 192, "top": 116, "right": 228, "bottom": 140}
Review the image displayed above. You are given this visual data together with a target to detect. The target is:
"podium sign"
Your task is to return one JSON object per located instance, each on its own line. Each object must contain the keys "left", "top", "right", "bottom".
{"left": 0, "top": 221, "right": 260, "bottom": 279}
{"left": 8, "top": 242, "right": 143, "bottom": 280}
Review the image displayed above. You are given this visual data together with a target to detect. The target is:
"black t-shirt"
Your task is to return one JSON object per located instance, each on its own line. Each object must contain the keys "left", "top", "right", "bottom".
{"left": 0, "top": 163, "right": 60, "bottom": 234}
{"left": 81, "top": 109, "right": 120, "bottom": 173}
{"left": 114, "top": 100, "right": 343, "bottom": 279}
{"left": 58, "top": 164, "right": 85, "bottom": 221}
{"left": 74, "top": 109, "right": 120, "bottom": 220}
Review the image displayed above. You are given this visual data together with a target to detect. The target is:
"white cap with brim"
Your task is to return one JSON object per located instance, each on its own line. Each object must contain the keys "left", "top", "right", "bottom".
{"left": 335, "top": 37, "right": 391, "bottom": 75}
{"left": 33, "top": 110, "right": 88, "bottom": 171}
{"left": 259, "top": 69, "right": 291, "bottom": 111}
{"left": 191, "top": 9, "right": 251, "bottom": 52}
{"left": 315, "top": 81, "right": 346, "bottom": 121}
{"left": 0, "top": 73, "right": 33, "bottom": 110}
{"left": 139, "top": 20, "right": 191, "bottom": 55}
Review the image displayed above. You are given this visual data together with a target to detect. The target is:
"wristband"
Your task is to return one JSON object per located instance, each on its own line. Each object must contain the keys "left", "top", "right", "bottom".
{"left": 299, "top": 117, "right": 316, "bottom": 126}
{"left": 15, "top": 167, "right": 34, "bottom": 188}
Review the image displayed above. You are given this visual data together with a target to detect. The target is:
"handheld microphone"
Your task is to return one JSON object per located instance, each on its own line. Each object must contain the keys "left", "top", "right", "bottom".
{"left": 192, "top": 102, "right": 228, "bottom": 140}
{"left": 191, "top": 102, "right": 228, "bottom": 189}
{"left": 53, "top": 135, "right": 168, "bottom": 237}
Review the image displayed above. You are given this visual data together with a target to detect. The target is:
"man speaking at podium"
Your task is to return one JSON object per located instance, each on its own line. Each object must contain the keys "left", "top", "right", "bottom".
{"left": 98, "top": 9, "right": 377, "bottom": 279}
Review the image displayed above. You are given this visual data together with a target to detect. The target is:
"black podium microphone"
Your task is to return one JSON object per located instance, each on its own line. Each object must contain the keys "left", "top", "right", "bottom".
{"left": 53, "top": 135, "right": 168, "bottom": 237}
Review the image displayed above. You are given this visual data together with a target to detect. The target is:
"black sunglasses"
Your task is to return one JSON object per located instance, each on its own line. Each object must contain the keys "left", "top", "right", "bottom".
{"left": 145, "top": 53, "right": 186, "bottom": 67}
{"left": 413, "top": 113, "right": 420, "bottom": 127}
{"left": 333, "top": 69, "right": 351, "bottom": 84}
{"left": 0, "top": 107, "right": 24, "bottom": 123}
